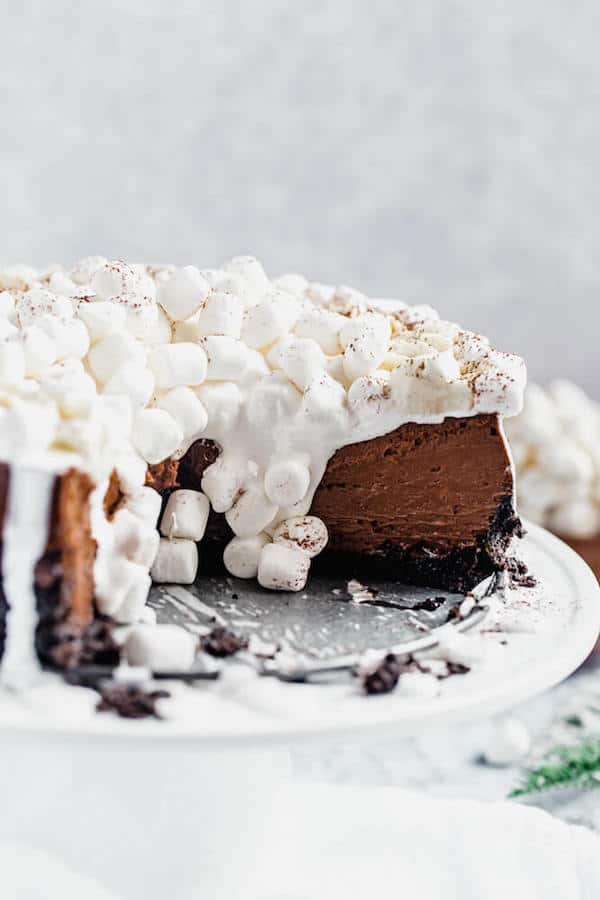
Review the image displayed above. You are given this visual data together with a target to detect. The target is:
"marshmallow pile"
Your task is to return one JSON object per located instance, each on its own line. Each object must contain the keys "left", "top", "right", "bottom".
{"left": 505, "top": 380, "right": 600, "bottom": 539}
{"left": 0, "top": 255, "right": 526, "bottom": 621}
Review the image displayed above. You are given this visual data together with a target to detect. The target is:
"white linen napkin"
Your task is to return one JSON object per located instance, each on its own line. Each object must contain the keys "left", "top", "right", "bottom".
{"left": 3, "top": 784, "right": 600, "bottom": 900}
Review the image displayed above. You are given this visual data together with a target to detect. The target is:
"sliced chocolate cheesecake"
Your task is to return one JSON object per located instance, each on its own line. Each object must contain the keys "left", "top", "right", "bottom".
{"left": 0, "top": 255, "right": 526, "bottom": 677}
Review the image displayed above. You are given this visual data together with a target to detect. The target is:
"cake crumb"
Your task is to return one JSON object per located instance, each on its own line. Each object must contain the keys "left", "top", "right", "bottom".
{"left": 200, "top": 626, "right": 248, "bottom": 657}
{"left": 97, "top": 684, "right": 170, "bottom": 719}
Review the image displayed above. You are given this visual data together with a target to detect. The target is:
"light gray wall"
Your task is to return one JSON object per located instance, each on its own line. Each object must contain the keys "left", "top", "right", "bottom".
{"left": 1, "top": 1, "right": 599, "bottom": 392}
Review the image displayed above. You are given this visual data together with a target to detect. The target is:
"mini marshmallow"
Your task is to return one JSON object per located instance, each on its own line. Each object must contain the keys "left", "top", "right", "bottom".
{"left": 35, "top": 316, "right": 90, "bottom": 361}
{"left": 264, "top": 459, "right": 310, "bottom": 507}
{"left": 343, "top": 326, "right": 389, "bottom": 382}
{"left": 241, "top": 291, "right": 301, "bottom": 349}
{"left": 277, "top": 337, "right": 327, "bottom": 391}
{"left": 123, "top": 486, "right": 163, "bottom": 526}
{"left": 339, "top": 312, "right": 390, "bottom": 350}
{"left": 196, "top": 381, "right": 241, "bottom": 434}
{"left": 272, "top": 515, "right": 328, "bottom": 558}
{"left": 148, "top": 343, "right": 208, "bottom": 389}
{"left": 483, "top": 718, "right": 531, "bottom": 767}
{"left": 201, "top": 335, "right": 249, "bottom": 381}
{"left": 77, "top": 300, "right": 127, "bottom": 341}
{"left": 112, "top": 508, "right": 160, "bottom": 567}
{"left": 141, "top": 305, "right": 173, "bottom": 345}
{"left": 113, "top": 451, "right": 148, "bottom": 495}
{"left": 201, "top": 456, "right": 244, "bottom": 513}
{"left": 257, "top": 543, "right": 310, "bottom": 592}
{"left": 537, "top": 440, "right": 594, "bottom": 485}
{"left": 91, "top": 260, "right": 140, "bottom": 300}
{"left": 158, "top": 266, "right": 210, "bottom": 321}
{"left": 347, "top": 371, "right": 392, "bottom": 417}
{"left": 294, "top": 307, "right": 345, "bottom": 354}
{"left": 302, "top": 372, "right": 347, "bottom": 424}
{"left": 15, "top": 288, "right": 73, "bottom": 326}
{"left": 548, "top": 500, "right": 600, "bottom": 539}
{"left": 150, "top": 537, "right": 199, "bottom": 584}
{"left": 195, "top": 290, "right": 244, "bottom": 338}
{"left": 103, "top": 363, "right": 155, "bottom": 409}
{"left": 155, "top": 386, "right": 208, "bottom": 438}
{"left": 0, "top": 341, "right": 26, "bottom": 384}
{"left": 223, "top": 255, "right": 270, "bottom": 301}
{"left": 20, "top": 326, "right": 56, "bottom": 375}
{"left": 160, "top": 490, "right": 210, "bottom": 541}
{"left": 40, "top": 363, "right": 97, "bottom": 417}
{"left": 132, "top": 408, "right": 184, "bottom": 464}
{"left": 87, "top": 332, "right": 146, "bottom": 383}
{"left": 223, "top": 533, "right": 270, "bottom": 579}
{"left": 225, "top": 485, "right": 278, "bottom": 538}
{"left": 124, "top": 623, "right": 198, "bottom": 671}
{"left": 70, "top": 255, "right": 107, "bottom": 285}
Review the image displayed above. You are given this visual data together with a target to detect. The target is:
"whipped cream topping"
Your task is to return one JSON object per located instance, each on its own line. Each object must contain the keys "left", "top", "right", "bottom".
{"left": 505, "top": 380, "right": 600, "bottom": 538}
{"left": 0, "top": 255, "right": 526, "bottom": 615}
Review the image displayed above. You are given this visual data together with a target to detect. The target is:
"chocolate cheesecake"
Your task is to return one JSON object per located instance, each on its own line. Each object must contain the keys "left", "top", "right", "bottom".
{"left": 0, "top": 255, "right": 526, "bottom": 677}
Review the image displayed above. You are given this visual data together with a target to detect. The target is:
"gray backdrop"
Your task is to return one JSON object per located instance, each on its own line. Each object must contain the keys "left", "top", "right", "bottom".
{"left": 1, "top": 1, "right": 598, "bottom": 392}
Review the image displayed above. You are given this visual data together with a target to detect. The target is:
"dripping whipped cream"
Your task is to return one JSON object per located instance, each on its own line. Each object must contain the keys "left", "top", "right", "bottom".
{"left": 1, "top": 467, "right": 54, "bottom": 689}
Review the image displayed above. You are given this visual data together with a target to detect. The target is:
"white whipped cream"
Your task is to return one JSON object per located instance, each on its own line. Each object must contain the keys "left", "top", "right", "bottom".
{"left": 505, "top": 380, "right": 600, "bottom": 538}
{"left": 0, "top": 255, "right": 526, "bottom": 631}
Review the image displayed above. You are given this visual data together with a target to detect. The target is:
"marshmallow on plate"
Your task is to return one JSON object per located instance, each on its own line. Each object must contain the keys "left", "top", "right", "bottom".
{"left": 124, "top": 623, "right": 198, "bottom": 671}
{"left": 223, "top": 533, "right": 270, "bottom": 579}
{"left": 257, "top": 543, "right": 310, "bottom": 592}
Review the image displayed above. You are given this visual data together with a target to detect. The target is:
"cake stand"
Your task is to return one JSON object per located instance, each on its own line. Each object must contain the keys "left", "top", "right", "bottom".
{"left": 0, "top": 523, "right": 597, "bottom": 900}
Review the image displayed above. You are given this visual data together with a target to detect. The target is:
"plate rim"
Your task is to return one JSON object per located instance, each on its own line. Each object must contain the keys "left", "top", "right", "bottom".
{"left": 0, "top": 521, "right": 598, "bottom": 748}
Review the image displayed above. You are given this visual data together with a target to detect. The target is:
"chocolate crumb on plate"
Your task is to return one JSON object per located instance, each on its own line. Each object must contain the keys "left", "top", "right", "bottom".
{"left": 362, "top": 653, "right": 403, "bottom": 695}
{"left": 200, "top": 626, "right": 248, "bottom": 658}
{"left": 97, "top": 684, "right": 170, "bottom": 719}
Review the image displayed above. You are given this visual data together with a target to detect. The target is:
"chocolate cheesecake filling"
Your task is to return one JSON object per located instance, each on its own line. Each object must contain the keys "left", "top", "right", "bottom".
{"left": 149, "top": 413, "right": 521, "bottom": 592}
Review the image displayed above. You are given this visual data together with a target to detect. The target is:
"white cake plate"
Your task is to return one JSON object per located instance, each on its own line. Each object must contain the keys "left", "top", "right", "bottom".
{"left": 0, "top": 523, "right": 597, "bottom": 900}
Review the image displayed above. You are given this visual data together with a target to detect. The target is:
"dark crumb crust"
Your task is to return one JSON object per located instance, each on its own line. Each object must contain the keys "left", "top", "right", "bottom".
{"left": 314, "top": 495, "right": 523, "bottom": 593}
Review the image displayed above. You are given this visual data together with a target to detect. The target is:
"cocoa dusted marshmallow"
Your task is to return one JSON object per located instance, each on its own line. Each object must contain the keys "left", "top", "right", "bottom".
{"left": 91, "top": 260, "right": 140, "bottom": 300}
{"left": 160, "top": 490, "right": 210, "bottom": 541}
{"left": 272, "top": 515, "right": 328, "bottom": 557}
{"left": 150, "top": 537, "right": 199, "bottom": 584}
{"left": 257, "top": 543, "right": 310, "bottom": 592}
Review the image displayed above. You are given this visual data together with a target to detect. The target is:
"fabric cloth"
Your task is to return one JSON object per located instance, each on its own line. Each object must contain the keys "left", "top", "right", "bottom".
{"left": 3, "top": 784, "right": 600, "bottom": 900}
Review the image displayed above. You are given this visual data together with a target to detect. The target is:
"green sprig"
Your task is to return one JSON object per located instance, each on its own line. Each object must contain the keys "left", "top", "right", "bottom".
{"left": 510, "top": 738, "right": 600, "bottom": 798}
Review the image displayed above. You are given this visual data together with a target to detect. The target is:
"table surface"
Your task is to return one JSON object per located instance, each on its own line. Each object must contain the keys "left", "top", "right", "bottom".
{"left": 292, "top": 652, "right": 600, "bottom": 826}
